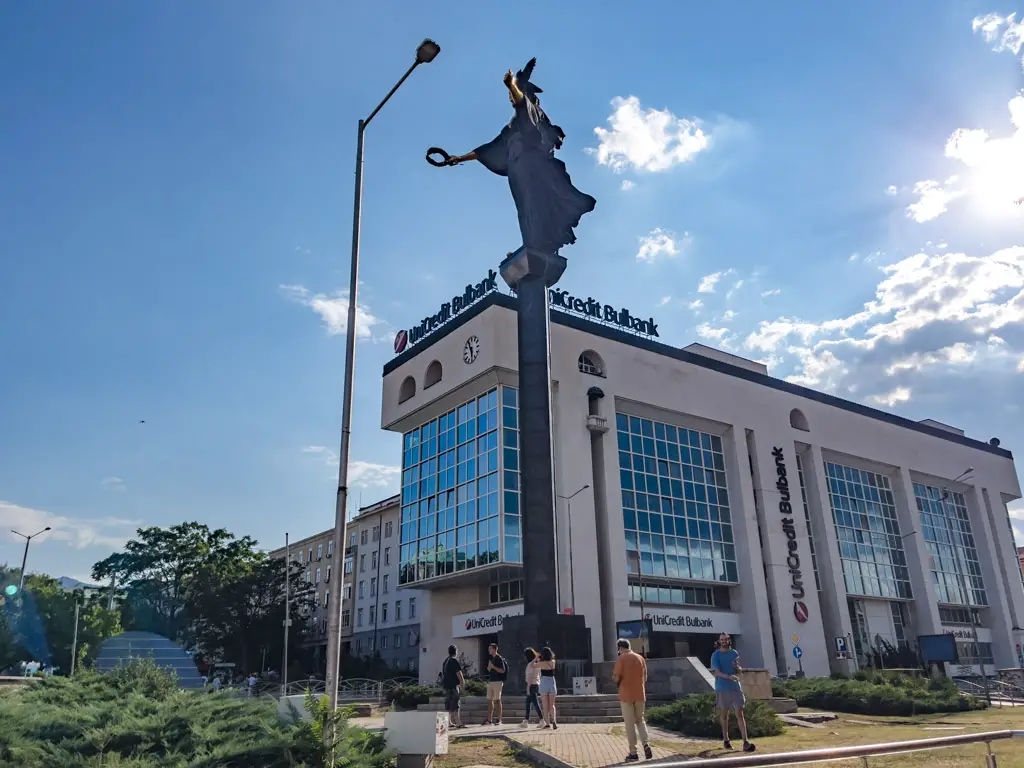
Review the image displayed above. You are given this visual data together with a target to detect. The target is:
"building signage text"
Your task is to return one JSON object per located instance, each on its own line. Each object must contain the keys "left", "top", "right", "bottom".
{"left": 640, "top": 608, "right": 742, "bottom": 636}
{"left": 452, "top": 603, "right": 524, "bottom": 638}
{"left": 395, "top": 270, "right": 498, "bottom": 354}
{"left": 772, "top": 446, "right": 809, "bottom": 623}
{"left": 549, "top": 288, "right": 660, "bottom": 338}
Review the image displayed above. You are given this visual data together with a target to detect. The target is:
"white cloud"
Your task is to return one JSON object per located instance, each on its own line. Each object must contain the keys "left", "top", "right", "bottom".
{"left": 621, "top": 180, "right": 635, "bottom": 191}
{"left": 761, "top": 288, "right": 781, "bottom": 297}
{"left": 722, "top": 310, "right": 737, "bottom": 322}
{"left": 743, "top": 245, "right": 1024, "bottom": 402}
{"left": 726, "top": 280, "right": 745, "bottom": 300}
{"left": 657, "top": 296, "right": 672, "bottom": 307}
{"left": 636, "top": 228, "right": 687, "bottom": 263}
{"left": 687, "top": 299, "right": 704, "bottom": 310}
{"left": 973, "top": 13, "right": 1024, "bottom": 65}
{"left": 696, "top": 323, "right": 732, "bottom": 345}
{"left": 0, "top": 501, "right": 139, "bottom": 551}
{"left": 697, "top": 269, "right": 733, "bottom": 293}
{"left": 100, "top": 477, "right": 126, "bottom": 492}
{"left": 589, "top": 96, "right": 710, "bottom": 172}
{"left": 906, "top": 178, "right": 966, "bottom": 222}
{"left": 280, "top": 285, "right": 385, "bottom": 340}
{"left": 302, "top": 445, "right": 339, "bottom": 467}
{"left": 349, "top": 462, "right": 400, "bottom": 489}
{"left": 885, "top": 185, "right": 898, "bottom": 196}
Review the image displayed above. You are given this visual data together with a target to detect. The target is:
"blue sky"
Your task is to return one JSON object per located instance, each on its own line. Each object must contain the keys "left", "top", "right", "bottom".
{"left": 2, "top": 2, "right": 1023, "bottom": 582}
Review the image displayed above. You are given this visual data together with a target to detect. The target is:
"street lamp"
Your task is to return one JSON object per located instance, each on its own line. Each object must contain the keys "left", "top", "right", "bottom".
{"left": 324, "top": 38, "right": 440, "bottom": 713}
{"left": 12, "top": 527, "right": 51, "bottom": 591}
{"left": 556, "top": 484, "right": 589, "bottom": 614}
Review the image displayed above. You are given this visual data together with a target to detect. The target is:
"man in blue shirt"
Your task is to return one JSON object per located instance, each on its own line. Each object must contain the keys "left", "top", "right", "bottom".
{"left": 709, "top": 633, "right": 755, "bottom": 752}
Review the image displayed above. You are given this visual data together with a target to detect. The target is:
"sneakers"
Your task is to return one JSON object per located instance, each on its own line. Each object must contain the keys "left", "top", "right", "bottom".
{"left": 643, "top": 744, "right": 653, "bottom": 760}
{"left": 723, "top": 740, "right": 732, "bottom": 750}
{"left": 552, "top": 722, "right": 558, "bottom": 730}
{"left": 537, "top": 721, "right": 549, "bottom": 729}
{"left": 743, "top": 741, "right": 756, "bottom": 752}
{"left": 520, "top": 719, "right": 529, "bottom": 728}
{"left": 625, "top": 754, "right": 639, "bottom": 762}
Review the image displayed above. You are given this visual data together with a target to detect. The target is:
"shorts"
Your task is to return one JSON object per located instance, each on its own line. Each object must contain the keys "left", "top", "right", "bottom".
{"left": 716, "top": 689, "right": 746, "bottom": 711}
{"left": 444, "top": 687, "right": 461, "bottom": 712}
{"left": 538, "top": 677, "right": 557, "bottom": 695}
{"left": 486, "top": 681, "right": 504, "bottom": 701}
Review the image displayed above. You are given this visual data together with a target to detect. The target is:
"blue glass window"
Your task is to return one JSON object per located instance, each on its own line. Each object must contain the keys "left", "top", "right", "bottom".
{"left": 914, "top": 482, "right": 987, "bottom": 606}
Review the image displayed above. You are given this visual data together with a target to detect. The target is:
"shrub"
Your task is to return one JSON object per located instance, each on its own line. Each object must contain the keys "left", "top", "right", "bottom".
{"left": 773, "top": 674, "right": 987, "bottom": 716}
{"left": 462, "top": 678, "right": 487, "bottom": 696}
{"left": 647, "top": 694, "right": 785, "bottom": 739}
{"left": 0, "top": 663, "right": 390, "bottom": 767}
{"left": 387, "top": 683, "right": 440, "bottom": 710}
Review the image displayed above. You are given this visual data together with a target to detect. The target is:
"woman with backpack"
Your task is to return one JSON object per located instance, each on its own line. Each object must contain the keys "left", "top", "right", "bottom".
{"left": 537, "top": 646, "right": 558, "bottom": 729}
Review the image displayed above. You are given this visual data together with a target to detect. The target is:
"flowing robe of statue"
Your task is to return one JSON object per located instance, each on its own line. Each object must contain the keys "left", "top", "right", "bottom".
{"left": 471, "top": 94, "right": 595, "bottom": 255}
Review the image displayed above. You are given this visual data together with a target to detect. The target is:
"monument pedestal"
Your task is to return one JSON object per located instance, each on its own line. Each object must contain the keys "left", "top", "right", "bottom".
{"left": 498, "top": 247, "right": 592, "bottom": 671}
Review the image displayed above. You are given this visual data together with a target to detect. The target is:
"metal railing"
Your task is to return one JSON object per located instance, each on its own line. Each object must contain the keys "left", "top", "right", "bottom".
{"left": 956, "top": 678, "right": 1024, "bottom": 704}
{"left": 654, "top": 730, "right": 1022, "bottom": 767}
{"left": 271, "top": 676, "right": 417, "bottom": 704}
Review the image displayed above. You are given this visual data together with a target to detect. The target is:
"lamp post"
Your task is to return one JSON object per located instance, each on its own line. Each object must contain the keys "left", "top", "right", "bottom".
{"left": 282, "top": 532, "right": 291, "bottom": 696}
{"left": 324, "top": 38, "right": 440, "bottom": 712}
{"left": 13, "top": 527, "right": 51, "bottom": 591}
{"left": 556, "top": 484, "right": 589, "bottom": 614}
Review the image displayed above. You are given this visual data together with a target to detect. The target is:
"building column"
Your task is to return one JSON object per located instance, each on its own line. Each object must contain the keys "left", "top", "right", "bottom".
{"left": 969, "top": 484, "right": 1020, "bottom": 669}
{"left": 802, "top": 444, "right": 856, "bottom": 674}
{"left": 723, "top": 426, "right": 777, "bottom": 674}
{"left": 892, "top": 468, "right": 942, "bottom": 635}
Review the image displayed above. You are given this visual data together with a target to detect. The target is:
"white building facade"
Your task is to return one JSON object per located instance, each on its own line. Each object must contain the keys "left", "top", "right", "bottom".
{"left": 381, "top": 287, "right": 1024, "bottom": 683}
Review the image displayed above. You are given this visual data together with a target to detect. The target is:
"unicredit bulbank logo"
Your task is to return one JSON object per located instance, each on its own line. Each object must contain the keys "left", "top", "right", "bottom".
{"left": 465, "top": 614, "right": 506, "bottom": 632}
{"left": 394, "top": 329, "right": 409, "bottom": 354}
{"left": 645, "top": 612, "right": 715, "bottom": 629}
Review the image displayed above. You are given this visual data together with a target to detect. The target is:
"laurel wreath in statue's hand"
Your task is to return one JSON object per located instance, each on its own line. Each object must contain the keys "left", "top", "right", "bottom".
{"left": 426, "top": 147, "right": 458, "bottom": 167}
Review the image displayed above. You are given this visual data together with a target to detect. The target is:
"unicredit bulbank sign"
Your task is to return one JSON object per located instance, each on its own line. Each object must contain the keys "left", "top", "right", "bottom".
{"left": 643, "top": 608, "right": 741, "bottom": 636}
{"left": 452, "top": 603, "right": 525, "bottom": 638}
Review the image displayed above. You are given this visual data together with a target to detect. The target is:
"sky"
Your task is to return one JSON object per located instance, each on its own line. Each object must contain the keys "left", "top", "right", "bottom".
{"left": 1, "top": 2, "right": 1023, "bottom": 584}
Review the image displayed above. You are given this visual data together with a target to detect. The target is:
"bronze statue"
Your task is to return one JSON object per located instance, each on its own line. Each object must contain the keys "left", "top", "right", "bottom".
{"left": 427, "top": 58, "right": 596, "bottom": 255}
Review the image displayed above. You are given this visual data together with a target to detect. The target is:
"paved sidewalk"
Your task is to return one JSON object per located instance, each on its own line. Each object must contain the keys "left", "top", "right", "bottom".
{"left": 356, "top": 717, "right": 709, "bottom": 768}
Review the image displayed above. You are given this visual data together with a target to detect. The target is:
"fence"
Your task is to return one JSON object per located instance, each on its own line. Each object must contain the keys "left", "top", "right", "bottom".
{"left": 655, "top": 730, "right": 1023, "bottom": 767}
{"left": 955, "top": 677, "right": 1024, "bottom": 705}
{"left": 268, "top": 676, "right": 417, "bottom": 704}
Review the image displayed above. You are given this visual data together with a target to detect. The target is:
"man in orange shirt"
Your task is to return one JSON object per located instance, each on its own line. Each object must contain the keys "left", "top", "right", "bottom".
{"left": 612, "top": 638, "right": 653, "bottom": 762}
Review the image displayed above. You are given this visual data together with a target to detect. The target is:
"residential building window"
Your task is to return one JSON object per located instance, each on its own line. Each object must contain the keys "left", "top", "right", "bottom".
{"left": 408, "top": 657, "right": 416, "bottom": 672}
{"left": 381, "top": 634, "right": 388, "bottom": 649}
{"left": 399, "top": 388, "right": 502, "bottom": 585}
{"left": 370, "top": 577, "right": 377, "bottom": 596}
{"left": 357, "top": 608, "right": 363, "bottom": 627}
{"left": 395, "top": 600, "right": 402, "bottom": 620}
{"left": 328, "top": 539, "right": 334, "bottom": 556}
{"left": 915, "top": 482, "right": 987, "bottom": 606}
{"left": 384, "top": 546, "right": 391, "bottom": 566}
{"left": 408, "top": 630, "right": 416, "bottom": 646}
{"left": 316, "top": 567, "right": 321, "bottom": 584}
{"left": 360, "top": 554, "right": 366, "bottom": 572}
{"left": 368, "top": 636, "right": 375, "bottom": 652}
{"left": 298, "top": 550, "right": 304, "bottom": 564}
{"left": 383, "top": 574, "right": 390, "bottom": 594}
{"left": 394, "top": 633, "right": 402, "bottom": 648}
{"left": 317, "top": 544, "right": 323, "bottom": 560}
{"left": 826, "top": 462, "right": 912, "bottom": 599}
{"left": 344, "top": 584, "right": 352, "bottom": 600}
{"left": 342, "top": 608, "right": 350, "bottom": 627}
{"left": 358, "top": 581, "right": 365, "bottom": 599}
{"left": 372, "top": 551, "right": 378, "bottom": 570}
{"left": 313, "top": 591, "right": 320, "bottom": 607}
{"left": 326, "top": 566, "right": 331, "bottom": 583}
{"left": 361, "top": 530, "right": 368, "bottom": 545}
{"left": 350, "top": 532, "right": 357, "bottom": 546}
{"left": 344, "top": 556, "right": 354, "bottom": 575}
{"left": 356, "top": 639, "right": 362, "bottom": 653}
{"left": 373, "top": 525, "right": 380, "bottom": 542}
{"left": 305, "top": 570, "right": 311, "bottom": 584}
{"left": 324, "top": 589, "right": 329, "bottom": 608}
{"left": 308, "top": 547, "right": 313, "bottom": 563}
{"left": 409, "top": 597, "right": 417, "bottom": 618}
{"left": 381, "top": 603, "right": 388, "bottom": 623}
{"left": 385, "top": 521, "right": 393, "bottom": 538}
{"left": 369, "top": 605, "right": 376, "bottom": 624}
{"left": 616, "top": 413, "right": 738, "bottom": 583}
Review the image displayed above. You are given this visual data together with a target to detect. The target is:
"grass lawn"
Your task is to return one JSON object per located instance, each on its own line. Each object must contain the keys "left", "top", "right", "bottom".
{"left": 739, "top": 707, "right": 1024, "bottom": 767}
{"left": 432, "top": 737, "right": 536, "bottom": 768}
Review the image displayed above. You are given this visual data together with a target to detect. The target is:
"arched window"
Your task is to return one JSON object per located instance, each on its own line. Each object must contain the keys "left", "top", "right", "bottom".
{"left": 424, "top": 360, "right": 442, "bottom": 389}
{"left": 578, "top": 350, "right": 605, "bottom": 377}
{"left": 790, "top": 408, "right": 810, "bottom": 432}
{"left": 399, "top": 376, "right": 416, "bottom": 404}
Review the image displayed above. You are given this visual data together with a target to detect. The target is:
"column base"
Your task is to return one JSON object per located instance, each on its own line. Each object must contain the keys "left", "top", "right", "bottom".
{"left": 499, "top": 247, "right": 567, "bottom": 291}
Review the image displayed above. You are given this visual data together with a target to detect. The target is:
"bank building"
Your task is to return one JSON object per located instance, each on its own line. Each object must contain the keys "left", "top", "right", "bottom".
{"left": 381, "top": 279, "right": 1024, "bottom": 682}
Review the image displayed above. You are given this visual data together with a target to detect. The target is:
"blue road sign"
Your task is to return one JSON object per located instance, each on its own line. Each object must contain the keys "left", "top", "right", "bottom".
{"left": 792, "top": 645, "right": 803, "bottom": 660}
{"left": 835, "top": 636, "right": 848, "bottom": 654}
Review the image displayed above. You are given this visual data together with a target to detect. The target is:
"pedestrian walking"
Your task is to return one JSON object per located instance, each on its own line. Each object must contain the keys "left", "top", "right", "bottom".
{"left": 710, "top": 633, "right": 755, "bottom": 752}
{"left": 612, "top": 638, "right": 653, "bottom": 762}
{"left": 485, "top": 643, "right": 508, "bottom": 725}
{"left": 521, "top": 647, "right": 545, "bottom": 727}
{"left": 440, "top": 644, "right": 466, "bottom": 729}
{"left": 536, "top": 646, "right": 558, "bottom": 729}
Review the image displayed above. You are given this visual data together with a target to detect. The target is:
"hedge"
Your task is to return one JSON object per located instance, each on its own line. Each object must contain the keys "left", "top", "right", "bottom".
{"left": 772, "top": 673, "right": 987, "bottom": 716}
{"left": 647, "top": 694, "right": 786, "bottom": 739}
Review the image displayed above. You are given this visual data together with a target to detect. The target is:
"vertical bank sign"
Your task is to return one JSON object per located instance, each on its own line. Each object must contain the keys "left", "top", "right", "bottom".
{"left": 772, "top": 447, "right": 809, "bottom": 623}
{"left": 394, "top": 270, "right": 498, "bottom": 355}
